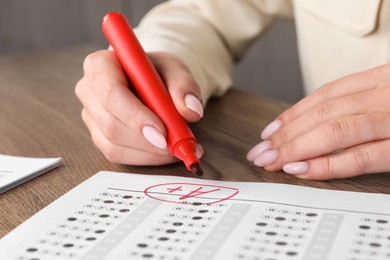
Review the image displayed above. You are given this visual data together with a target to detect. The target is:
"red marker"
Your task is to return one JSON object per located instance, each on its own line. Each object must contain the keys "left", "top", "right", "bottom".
{"left": 102, "top": 12, "right": 203, "bottom": 176}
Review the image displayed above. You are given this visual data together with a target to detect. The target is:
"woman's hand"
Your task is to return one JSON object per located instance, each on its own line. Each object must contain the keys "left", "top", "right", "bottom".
{"left": 248, "top": 63, "right": 390, "bottom": 180}
{"left": 75, "top": 50, "right": 204, "bottom": 166}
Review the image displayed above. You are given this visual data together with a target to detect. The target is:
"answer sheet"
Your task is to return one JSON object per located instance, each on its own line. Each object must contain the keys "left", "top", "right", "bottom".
{"left": 0, "top": 171, "right": 389, "bottom": 260}
{"left": 0, "top": 154, "right": 61, "bottom": 194}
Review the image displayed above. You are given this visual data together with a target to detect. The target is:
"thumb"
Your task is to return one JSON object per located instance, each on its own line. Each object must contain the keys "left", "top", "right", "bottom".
{"left": 148, "top": 52, "right": 203, "bottom": 122}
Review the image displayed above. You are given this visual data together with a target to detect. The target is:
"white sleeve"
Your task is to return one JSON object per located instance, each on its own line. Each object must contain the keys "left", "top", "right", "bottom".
{"left": 134, "top": 0, "right": 294, "bottom": 104}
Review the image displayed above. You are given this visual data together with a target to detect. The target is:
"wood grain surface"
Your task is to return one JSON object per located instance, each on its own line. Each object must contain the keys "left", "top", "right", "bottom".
{"left": 0, "top": 45, "right": 389, "bottom": 237}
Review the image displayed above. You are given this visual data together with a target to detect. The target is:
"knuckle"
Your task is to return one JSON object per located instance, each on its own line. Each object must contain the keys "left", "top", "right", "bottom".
{"left": 273, "top": 127, "right": 289, "bottom": 145}
{"left": 83, "top": 50, "right": 107, "bottom": 72}
{"left": 124, "top": 107, "right": 141, "bottom": 131}
{"left": 322, "top": 120, "right": 348, "bottom": 145}
{"left": 312, "top": 102, "right": 331, "bottom": 124}
{"left": 318, "top": 157, "right": 333, "bottom": 179}
{"left": 278, "top": 113, "right": 290, "bottom": 123}
{"left": 281, "top": 141, "right": 297, "bottom": 158}
{"left": 80, "top": 109, "right": 88, "bottom": 123}
{"left": 351, "top": 146, "right": 370, "bottom": 171}
{"left": 83, "top": 52, "right": 98, "bottom": 72}
{"left": 74, "top": 79, "right": 84, "bottom": 99}
{"left": 101, "top": 116, "right": 119, "bottom": 142}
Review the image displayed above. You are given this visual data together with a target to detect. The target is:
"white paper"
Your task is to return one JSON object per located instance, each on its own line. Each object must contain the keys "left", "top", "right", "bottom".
{"left": 0, "top": 171, "right": 389, "bottom": 260}
{"left": 0, "top": 154, "right": 61, "bottom": 194}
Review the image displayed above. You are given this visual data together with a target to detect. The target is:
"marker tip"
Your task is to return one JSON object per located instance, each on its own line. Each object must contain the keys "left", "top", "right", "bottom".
{"left": 190, "top": 163, "right": 203, "bottom": 176}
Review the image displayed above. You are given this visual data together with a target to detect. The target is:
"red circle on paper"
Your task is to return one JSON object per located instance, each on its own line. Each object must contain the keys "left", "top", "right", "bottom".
{"left": 144, "top": 182, "right": 239, "bottom": 204}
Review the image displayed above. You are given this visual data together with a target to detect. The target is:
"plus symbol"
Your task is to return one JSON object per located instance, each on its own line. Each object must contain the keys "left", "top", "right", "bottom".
{"left": 167, "top": 186, "right": 183, "bottom": 193}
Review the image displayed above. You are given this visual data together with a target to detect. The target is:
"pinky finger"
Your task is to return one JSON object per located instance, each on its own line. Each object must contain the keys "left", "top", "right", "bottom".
{"left": 283, "top": 139, "right": 390, "bottom": 180}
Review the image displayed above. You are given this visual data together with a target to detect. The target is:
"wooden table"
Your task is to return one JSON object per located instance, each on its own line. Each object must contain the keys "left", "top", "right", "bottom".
{"left": 1, "top": 45, "right": 390, "bottom": 238}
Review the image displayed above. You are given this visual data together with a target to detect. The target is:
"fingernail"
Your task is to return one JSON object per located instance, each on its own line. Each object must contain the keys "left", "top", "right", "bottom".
{"left": 196, "top": 144, "right": 204, "bottom": 159}
{"left": 261, "top": 119, "right": 282, "bottom": 139}
{"left": 283, "top": 162, "right": 309, "bottom": 175}
{"left": 247, "top": 140, "right": 272, "bottom": 161}
{"left": 253, "top": 149, "right": 278, "bottom": 167}
{"left": 142, "top": 126, "right": 167, "bottom": 149}
{"left": 185, "top": 94, "right": 203, "bottom": 118}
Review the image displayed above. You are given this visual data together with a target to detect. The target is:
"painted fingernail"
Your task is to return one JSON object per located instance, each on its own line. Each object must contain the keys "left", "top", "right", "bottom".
{"left": 196, "top": 144, "right": 204, "bottom": 159}
{"left": 247, "top": 140, "right": 272, "bottom": 161}
{"left": 283, "top": 162, "right": 309, "bottom": 175}
{"left": 261, "top": 119, "right": 282, "bottom": 139}
{"left": 185, "top": 94, "right": 204, "bottom": 118}
{"left": 253, "top": 149, "right": 278, "bottom": 167}
{"left": 142, "top": 125, "right": 167, "bottom": 149}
